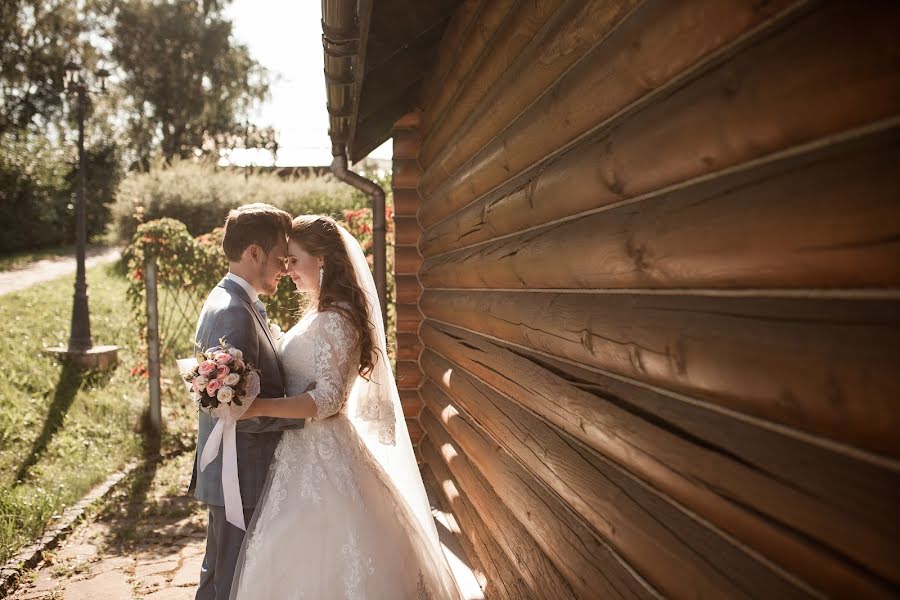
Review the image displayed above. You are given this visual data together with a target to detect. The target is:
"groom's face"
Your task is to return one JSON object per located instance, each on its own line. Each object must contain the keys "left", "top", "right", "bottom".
{"left": 256, "top": 237, "right": 288, "bottom": 296}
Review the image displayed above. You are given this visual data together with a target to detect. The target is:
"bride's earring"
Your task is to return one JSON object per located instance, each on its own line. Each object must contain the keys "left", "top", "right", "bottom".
{"left": 319, "top": 265, "right": 324, "bottom": 288}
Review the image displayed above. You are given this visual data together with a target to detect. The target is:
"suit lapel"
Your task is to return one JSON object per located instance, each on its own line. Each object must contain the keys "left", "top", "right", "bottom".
{"left": 217, "top": 279, "right": 286, "bottom": 388}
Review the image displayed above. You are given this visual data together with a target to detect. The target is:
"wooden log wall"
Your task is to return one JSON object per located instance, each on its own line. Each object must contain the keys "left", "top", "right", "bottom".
{"left": 391, "top": 112, "right": 425, "bottom": 449}
{"left": 393, "top": 1, "right": 900, "bottom": 597}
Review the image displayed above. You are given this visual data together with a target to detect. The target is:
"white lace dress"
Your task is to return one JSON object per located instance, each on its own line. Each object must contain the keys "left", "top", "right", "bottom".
{"left": 230, "top": 309, "right": 460, "bottom": 600}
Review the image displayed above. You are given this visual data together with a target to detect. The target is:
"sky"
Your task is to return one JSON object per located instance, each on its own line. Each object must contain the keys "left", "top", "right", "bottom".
{"left": 223, "top": 0, "right": 392, "bottom": 167}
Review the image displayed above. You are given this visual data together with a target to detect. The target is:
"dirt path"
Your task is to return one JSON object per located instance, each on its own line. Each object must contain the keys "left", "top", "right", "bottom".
{"left": 0, "top": 247, "right": 122, "bottom": 296}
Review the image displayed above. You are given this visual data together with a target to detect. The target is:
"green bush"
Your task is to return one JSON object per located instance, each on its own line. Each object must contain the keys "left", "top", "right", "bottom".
{"left": 112, "top": 160, "right": 367, "bottom": 242}
{"left": 0, "top": 133, "right": 121, "bottom": 253}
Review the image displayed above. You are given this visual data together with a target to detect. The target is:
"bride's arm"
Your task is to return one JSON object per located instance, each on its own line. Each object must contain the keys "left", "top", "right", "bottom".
{"left": 241, "top": 310, "right": 357, "bottom": 421}
{"left": 241, "top": 392, "right": 318, "bottom": 419}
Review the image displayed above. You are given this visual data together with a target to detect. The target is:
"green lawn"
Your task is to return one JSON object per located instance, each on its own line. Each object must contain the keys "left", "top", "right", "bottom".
{"left": 0, "top": 262, "right": 195, "bottom": 564}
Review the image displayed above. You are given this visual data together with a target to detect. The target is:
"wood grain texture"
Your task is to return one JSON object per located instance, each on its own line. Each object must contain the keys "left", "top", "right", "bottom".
{"left": 421, "top": 440, "right": 534, "bottom": 599}
{"left": 419, "top": 0, "right": 521, "bottom": 141}
{"left": 418, "top": 0, "right": 485, "bottom": 111}
{"left": 419, "top": 464, "right": 489, "bottom": 593}
{"left": 395, "top": 274, "right": 422, "bottom": 304}
{"left": 421, "top": 321, "right": 900, "bottom": 594}
{"left": 420, "top": 400, "right": 657, "bottom": 599}
{"left": 420, "top": 290, "right": 900, "bottom": 459}
{"left": 395, "top": 245, "right": 422, "bottom": 274}
{"left": 421, "top": 409, "right": 578, "bottom": 599}
{"left": 398, "top": 388, "right": 423, "bottom": 417}
{"left": 395, "top": 302, "right": 422, "bottom": 333}
{"left": 419, "top": 0, "right": 565, "bottom": 166}
{"left": 418, "top": 0, "right": 808, "bottom": 227}
{"left": 420, "top": 123, "right": 900, "bottom": 288}
{"left": 418, "top": 0, "right": 643, "bottom": 194}
{"left": 392, "top": 126, "right": 421, "bottom": 160}
{"left": 392, "top": 188, "right": 421, "bottom": 216}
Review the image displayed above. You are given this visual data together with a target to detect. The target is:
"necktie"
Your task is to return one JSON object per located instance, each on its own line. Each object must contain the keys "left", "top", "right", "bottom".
{"left": 254, "top": 299, "right": 268, "bottom": 323}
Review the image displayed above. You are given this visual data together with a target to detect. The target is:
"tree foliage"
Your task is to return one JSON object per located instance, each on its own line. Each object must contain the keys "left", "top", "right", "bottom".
{"left": 0, "top": 0, "right": 88, "bottom": 135}
{"left": 110, "top": 0, "right": 273, "bottom": 167}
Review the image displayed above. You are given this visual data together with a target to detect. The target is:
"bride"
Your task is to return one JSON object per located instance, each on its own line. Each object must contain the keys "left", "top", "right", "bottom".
{"left": 229, "top": 215, "right": 461, "bottom": 599}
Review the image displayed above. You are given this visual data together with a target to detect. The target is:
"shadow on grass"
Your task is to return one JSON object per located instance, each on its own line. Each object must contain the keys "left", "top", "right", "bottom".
{"left": 15, "top": 363, "right": 118, "bottom": 484}
{"left": 105, "top": 411, "right": 163, "bottom": 545}
{"left": 15, "top": 364, "right": 85, "bottom": 484}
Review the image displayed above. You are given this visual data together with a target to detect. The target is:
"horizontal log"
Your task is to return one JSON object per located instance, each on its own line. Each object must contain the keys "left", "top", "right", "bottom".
{"left": 419, "top": 0, "right": 566, "bottom": 167}
{"left": 420, "top": 6, "right": 900, "bottom": 254}
{"left": 421, "top": 439, "right": 534, "bottom": 600}
{"left": 396, "top": 359, "right": 424, "bottom": 389}
{"left": 395, "top": 302, "right": 422, "bottom": 333}
{"left": 418, "top": 0, "right": 645, "bottom": 194}
{"left": 418, "top": 0, "right": 485, "bottom": 112}
{"left": 420, "top": 290, "right": 900, "bottom": 459}
{"left": 421, "top": 322, "right": 900, "bottom": 593}
{"left": 421, "top": 410, "right": 578, "bottom": 600}
{"left": 422, "top": 352, "right": 821, "bottom": 598}
{"left": 420, "top": 0, "right": 520, "bottom": 141}
{"left": 391, "top": 188, "right": 420, "bottom": 216}
{"left": 419, "top": 464, "right": 489, "bottom": 593}
{"left": 394, "top": 216, "right": 421, "bottom": 246}
{"left": 392, "top": 127, "right": 421, "bottom": 160}
{"left": 421, "top": 122, "right": 900, "bottom": 288}
{"left": 419, "top": 0, "right": 809, "bottom": 227}
{"left": 405, "top": 416, "right": 424, "bottom": 445}
{"left": 395, "top": 274, "right": 422, "bottom": 305}
{"left": 395, "top": 333, "right": 422, "bottom": 361}
{"left": 394, "top": 245, "right": 422, "bottom": 274}
{"left": 398, "top": 388, "right": 423, "bottom": 417}
{"left": 392, "top": 110, "right": 421, "bottom": 131}
{"left": 497, "top": 333, "right": 900, "bottom": 516}
{"left": 392, "top": 158, "right": 421, "bottom": 189}
{"left": 420, "top": 401, "right": 651, "bottom": 599}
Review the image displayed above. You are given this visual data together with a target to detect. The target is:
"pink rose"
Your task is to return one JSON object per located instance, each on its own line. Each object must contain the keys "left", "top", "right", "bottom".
{"left": 206, "top": 379, "right": 222, "bottom": 395}
{"left": 198, "top": 361, "right": 217, "bottom": 376}
{"left": 216, "top": 364, "right": 230, "bottom": 379}
{"left": 192, "top": 376, "right": 209, "bottom": 393}
{"left": 215, "top": 352, "right": 234, "bottom": 365}
{"left": 233, "top": 359, "right": 245, "bottom": 371}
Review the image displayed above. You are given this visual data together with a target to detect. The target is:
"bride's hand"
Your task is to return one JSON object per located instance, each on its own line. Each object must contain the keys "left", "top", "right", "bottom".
{"left": 238, "top": 401, "right": 261, "bottom": 420}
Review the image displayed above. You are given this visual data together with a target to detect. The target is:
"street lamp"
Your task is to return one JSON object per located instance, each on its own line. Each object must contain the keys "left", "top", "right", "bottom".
{"left": 44, "top": 61, "right": 118, "bottom": 370}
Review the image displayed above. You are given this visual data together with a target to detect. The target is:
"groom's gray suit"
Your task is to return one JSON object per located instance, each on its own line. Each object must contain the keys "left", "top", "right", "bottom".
{"left": 191, "top": 276, "right": 303, "bottom": 600}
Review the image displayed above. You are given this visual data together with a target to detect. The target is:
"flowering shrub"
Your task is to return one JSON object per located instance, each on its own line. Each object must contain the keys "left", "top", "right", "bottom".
{"left": 124, "top": 208, "right": 397, "bottom": 365}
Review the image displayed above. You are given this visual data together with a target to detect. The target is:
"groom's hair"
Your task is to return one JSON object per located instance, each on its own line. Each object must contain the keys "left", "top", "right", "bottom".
{"left": 222, "top": 203, "right": 291, "bottom": 262}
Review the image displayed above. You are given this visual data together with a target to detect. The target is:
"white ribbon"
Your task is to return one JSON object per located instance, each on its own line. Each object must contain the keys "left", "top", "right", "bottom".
{"left": 199, "top": 416, "right": 245, "bottom": 530}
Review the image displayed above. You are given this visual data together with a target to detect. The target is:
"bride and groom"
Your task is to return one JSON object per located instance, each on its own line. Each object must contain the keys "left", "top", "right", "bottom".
{"left": 190, "top": 203, "right": 460, "bottom": 599}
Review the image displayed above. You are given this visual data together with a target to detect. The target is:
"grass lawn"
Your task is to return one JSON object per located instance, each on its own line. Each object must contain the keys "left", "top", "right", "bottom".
{"left": 0, "top": 262, "right": 196, "bottom": 565}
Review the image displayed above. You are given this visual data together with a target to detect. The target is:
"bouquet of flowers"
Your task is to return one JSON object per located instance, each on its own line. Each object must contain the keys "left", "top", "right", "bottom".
{"left": 182, "top": 339, "right": 260, "bottom": 416}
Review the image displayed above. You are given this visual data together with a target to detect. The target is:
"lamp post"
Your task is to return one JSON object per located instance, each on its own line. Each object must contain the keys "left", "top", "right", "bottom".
{"left": 44, "top": 61, "right": 118, "bottom": 370}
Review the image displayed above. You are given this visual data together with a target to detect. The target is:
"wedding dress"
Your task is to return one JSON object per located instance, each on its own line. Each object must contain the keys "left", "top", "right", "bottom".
{"left": 230, "top": 228, "right": 461, "bottom": 600}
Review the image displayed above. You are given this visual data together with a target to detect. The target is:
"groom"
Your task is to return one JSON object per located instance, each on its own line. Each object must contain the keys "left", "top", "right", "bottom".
{"left": 190, "top": 203, "right": 304, "bottom": 600}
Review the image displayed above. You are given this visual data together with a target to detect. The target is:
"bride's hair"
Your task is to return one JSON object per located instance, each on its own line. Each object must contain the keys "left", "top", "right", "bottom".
{"left": 289, "top": 215, "right": 377, "bottom": 378}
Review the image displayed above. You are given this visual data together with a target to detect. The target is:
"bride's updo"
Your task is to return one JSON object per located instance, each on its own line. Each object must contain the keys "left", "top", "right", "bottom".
{"left": 289, "top": 215, "right": 377, "bottom": 378}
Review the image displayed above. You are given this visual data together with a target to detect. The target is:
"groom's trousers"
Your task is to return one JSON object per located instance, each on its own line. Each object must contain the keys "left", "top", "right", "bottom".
{"left": 196, "top": 504, "right": 255, "bottom": 600}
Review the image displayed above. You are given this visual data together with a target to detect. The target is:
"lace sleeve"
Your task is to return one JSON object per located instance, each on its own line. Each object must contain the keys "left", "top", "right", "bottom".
{"left": 307, "top": 310, "right": 358, "bottom": 419}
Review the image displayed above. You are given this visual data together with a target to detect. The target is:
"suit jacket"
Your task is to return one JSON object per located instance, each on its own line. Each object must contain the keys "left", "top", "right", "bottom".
{"left": 189, "top": 277, "right": 304, "bottom": 507}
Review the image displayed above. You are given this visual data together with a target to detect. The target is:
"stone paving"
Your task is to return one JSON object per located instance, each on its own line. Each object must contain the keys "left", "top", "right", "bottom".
{"left": 6, "top": 449, "right": 484, "bottom": 600}
{"left": 8, "top": 452, "right": 206, "bottom": 600}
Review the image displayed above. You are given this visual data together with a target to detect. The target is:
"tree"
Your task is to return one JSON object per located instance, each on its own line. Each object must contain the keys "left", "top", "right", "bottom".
{"left": 0, "top": 0, "right": 87, "bottom": 136}
{"left": 110, "top": 0, "right": 273, "bottom": 168}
